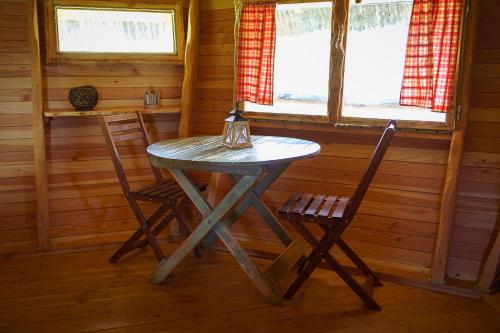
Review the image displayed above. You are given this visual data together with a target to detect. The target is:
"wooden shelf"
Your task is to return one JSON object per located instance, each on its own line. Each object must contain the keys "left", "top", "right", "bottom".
{"left": 43, "top": 106, "right": 181, "bottom": 117}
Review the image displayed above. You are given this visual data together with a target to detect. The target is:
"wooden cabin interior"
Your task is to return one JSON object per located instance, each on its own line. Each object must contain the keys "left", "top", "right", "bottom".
{"left": 1, "top": 0, "right": 499, "bottom": 331}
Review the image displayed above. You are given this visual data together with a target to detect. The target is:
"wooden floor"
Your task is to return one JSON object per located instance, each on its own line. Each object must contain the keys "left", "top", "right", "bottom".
{"left": 0, "top": 243, "right": 498, "bottom": 333}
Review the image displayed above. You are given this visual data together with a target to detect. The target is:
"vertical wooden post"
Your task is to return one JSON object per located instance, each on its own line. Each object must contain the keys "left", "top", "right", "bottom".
{"left": 207, "top": 172, "right": 233, "bottom": 207}
{"left": 175, "top": 0, "right": 200, "bottom": 237}
{"left": 430, "top": 130, "right": 465, "bottom": 283}
{"left": 328, "top": 0, "right": 348, "bottom": 124}
{"left": 429, "top": 0, "right": 478, "bottom": 282}
{"left": 476, "top": 232, "right": 500, "bottom": 292}
{"left": 178, "top": 0, "right": 200, "bottom": 138}
{"left": 28, "top": 0, "right": 50, "bottom": 250}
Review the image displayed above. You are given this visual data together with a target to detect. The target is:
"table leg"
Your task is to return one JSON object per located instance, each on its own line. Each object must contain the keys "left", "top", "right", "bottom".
{"left": 214, "top": 222, "right": 282, "bottom": 304}
{"left": 203, "top": 163, "right": 293, "bottom": 248}
{"left": 151, "top": 169, "right": 259, "bottom": 284}
{"left": 233, "top": 174, "right": 293, "bottom": 246}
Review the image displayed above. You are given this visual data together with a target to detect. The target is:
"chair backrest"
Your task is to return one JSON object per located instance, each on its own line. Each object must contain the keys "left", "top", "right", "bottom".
{"left": 99, "top": 111, "right": 162, "bottom": 193}
{"left": 344, "top": 120, "right": 397, "bottom": 221}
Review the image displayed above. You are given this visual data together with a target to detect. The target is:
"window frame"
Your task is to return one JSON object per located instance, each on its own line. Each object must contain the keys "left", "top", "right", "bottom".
{"left": 44, "top": 0, "right": 185, "bottom": 64}
{"left": 242, "top": 0, "right": 465, "bottom": 131}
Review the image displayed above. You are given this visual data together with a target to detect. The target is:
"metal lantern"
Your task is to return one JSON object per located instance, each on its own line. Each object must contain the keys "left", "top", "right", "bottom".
{"left": 222, "top": 108, "right": 253, "bottom": 148}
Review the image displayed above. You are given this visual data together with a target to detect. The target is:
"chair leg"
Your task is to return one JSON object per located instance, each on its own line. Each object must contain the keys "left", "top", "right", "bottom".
{"left": 287, "top": 219, "right": 323, "bottom": 274}
{"left": 284, "top": 249, "right": 323, "bottom": 299}
{"left": 110, "top": 196, "right": 204, "bottom": 263}
{"left": 127, "top": 198, "right": 165, "bottom": 262}
{"left": 175, "top": 197, "right": 202, "bottom": 257}
{"left": 109, "top": 227, "right": 145, "bottom": 263}
{"left": 109, "top": 203, "right": 171, "bottom": 263}
{"left": 174, "top": 198, "right": 192, "bottom": 237}
{"left": 284, "top": 229, "right": 334, "bottom": 299}
{"left": 335, "top": 238, "right": 382, "bottom": 287}
{"left": 129, "top": 209, "right": 177, "bottom": 251}
{"left": 307, "top": 226, "right": 381, "bottom": 310}
{"left": 318, "top": 225, "right": 382, "bottom": 287}
{"left": 284, "top": 222, "right": 381, "bottom": 310}
{"left": 321, "top": 251, "right": 381, "bottom": 311}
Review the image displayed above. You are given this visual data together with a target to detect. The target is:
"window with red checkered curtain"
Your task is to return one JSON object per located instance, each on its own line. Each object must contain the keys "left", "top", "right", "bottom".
{"left": 400, "top": 0, "right": 463, "bottom": 113}
{"left": 236, "top": 2, "right": 276, "bottom": 106}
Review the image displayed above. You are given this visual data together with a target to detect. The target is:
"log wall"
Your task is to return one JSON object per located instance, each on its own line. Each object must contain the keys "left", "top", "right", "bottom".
{"left": 449, "top": 0, "right": 500, "bottom": 281}
{"left": 193, "top": 0, "right": 498, "bottom": 281}
{"left": 0, "top": 0, "right": 186, "bottom": 254}
{"left": 41, "top": 0, "right": 186, "bottom": 251}
{"left": 0, "top": 0, "right": 37, "bottom": 254}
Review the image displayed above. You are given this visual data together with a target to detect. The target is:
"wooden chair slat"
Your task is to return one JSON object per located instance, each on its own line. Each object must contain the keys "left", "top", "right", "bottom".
{"left": 109, "top": 121, "right": 141, "bottom": 133}
{"left": 134, "top": 180, "right": 170, "bottom": 194}
{"left": 151, "top": 183, "right": 182, "bottom": 197}
{"left": 112, "top": 131, "right": 144, "bottom": 143}
{"left": 104, "top": 113, "right": 139, "bottom": 122}
{"left": 318, "top": 196, "right": 337, "bottom": 218}
{"left": 304, "top": 195, "right": 325, "bottom": 216}
{"left": 161, "top": 188, "right": 185, "bottom": 200}
{"left": 141, "top": 181, "right": 178, "bottom": 196}
{"left": 132, "top": 182, "right": 183, "bottom": 204}
{"left": 279, "top": 192, "right": 302, "bottom": 215}
{"left": 332, "top": 197, "right": 350, "bottom": 219}
{"left": 292, "top": 193, "right": 313, "bottom": 214}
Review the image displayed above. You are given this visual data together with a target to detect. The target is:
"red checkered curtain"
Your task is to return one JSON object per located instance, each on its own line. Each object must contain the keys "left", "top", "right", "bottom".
{"left": 400, "top": 0, "right": 463, "bottom": 112}
{"left": 236, "top": 2, "right": 276, "bottom": 105}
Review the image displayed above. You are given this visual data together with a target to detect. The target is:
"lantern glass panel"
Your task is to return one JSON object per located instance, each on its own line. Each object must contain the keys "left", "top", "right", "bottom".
{"left": 235, "top": 123, "right": 249, "bottom": 144}
{"left": 224, "top": 123, "right": 234, "bottom": 145}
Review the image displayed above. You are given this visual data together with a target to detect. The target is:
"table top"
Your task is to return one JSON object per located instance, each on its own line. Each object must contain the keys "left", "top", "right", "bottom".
{"left": 147, "top": 135, "right": 320, "bottom": 173}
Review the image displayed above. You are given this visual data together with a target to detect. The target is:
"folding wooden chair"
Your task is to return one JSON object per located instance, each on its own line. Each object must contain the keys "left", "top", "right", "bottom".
{"left": 99, "top": 112, "right": 205, "bottom": 263}
{"left": 279, "top": 120, "right": 397, "bottom": 310}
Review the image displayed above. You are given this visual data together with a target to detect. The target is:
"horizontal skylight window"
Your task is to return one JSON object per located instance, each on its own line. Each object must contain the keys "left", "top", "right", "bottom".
{"left": 55, "top": 7, "right": 177, "bottom": 54}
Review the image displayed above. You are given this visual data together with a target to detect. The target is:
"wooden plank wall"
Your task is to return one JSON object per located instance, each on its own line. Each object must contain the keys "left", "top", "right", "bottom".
{"left": 0, "top": 0, "right": 37, "bottom": 255}
{"left": 0, "top": 0, "right": 189, "bottom": 254}
{"left": 41, "top": 0, "right": 186, "bottom": 251}
{"left": 193, "top": 0, "right": 495, "bottom": 281}
{"left": 449, "top": 0, "right": 500, "bottom": 281}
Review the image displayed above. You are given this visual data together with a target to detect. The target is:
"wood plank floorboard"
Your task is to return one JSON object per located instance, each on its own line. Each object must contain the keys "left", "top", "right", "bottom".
{"left": 0, "top": 244, "right": 498, "bottom": 333}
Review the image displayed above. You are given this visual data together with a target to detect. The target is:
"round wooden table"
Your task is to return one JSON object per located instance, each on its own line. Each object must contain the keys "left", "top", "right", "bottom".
{"left": 147, "top": 135, "right": 320, "bottom": 304}
{"left": 147, "top": 135, "right": 321, "bottom": 175}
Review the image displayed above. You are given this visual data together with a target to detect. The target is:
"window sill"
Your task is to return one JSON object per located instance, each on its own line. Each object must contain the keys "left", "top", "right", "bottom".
{"left": 246, "top": 116, "right": 453, "bottom": 143}
{"left": 339, "top": 116, "right": 453, "bottom": 132}
{"left": 245, "top": 111, "right": 330, "bottom": 124}
{"left": 245, "top": 111, "right": 453, "bottom": 134}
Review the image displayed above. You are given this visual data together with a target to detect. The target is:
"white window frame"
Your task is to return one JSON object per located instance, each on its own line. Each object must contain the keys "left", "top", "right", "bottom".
{"left": 44, "top": 0, "right": 185, "bottom": 64}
